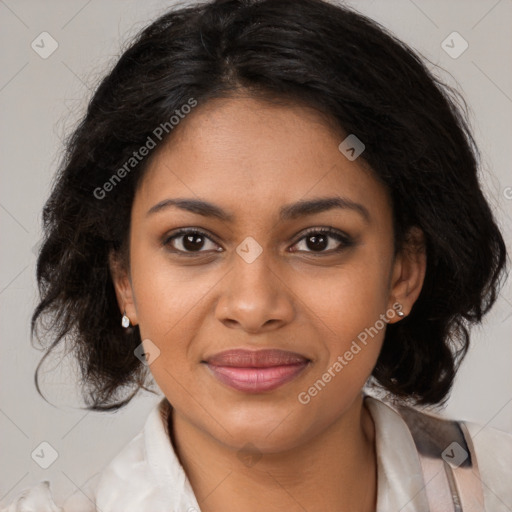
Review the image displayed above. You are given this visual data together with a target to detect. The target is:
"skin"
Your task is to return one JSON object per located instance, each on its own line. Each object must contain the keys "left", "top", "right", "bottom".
{"left": 110, "top": 95, "right": 426, "bottom": 512}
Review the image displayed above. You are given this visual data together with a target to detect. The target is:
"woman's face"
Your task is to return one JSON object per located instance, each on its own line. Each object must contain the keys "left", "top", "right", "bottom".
{"left": 112, "top": 96, "right": 424, "bottom": 452}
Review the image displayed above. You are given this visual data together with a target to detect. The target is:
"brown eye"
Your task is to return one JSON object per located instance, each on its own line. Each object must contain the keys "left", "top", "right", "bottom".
{"left": 291, "top": 228, "right": 353, "bottom": 254}
{"left": 163, "top": 229, "right": 221, "bottom": 254}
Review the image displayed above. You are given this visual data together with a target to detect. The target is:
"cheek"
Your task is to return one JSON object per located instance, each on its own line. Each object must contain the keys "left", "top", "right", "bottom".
{"left": 130, "top": 258, "right": 213, "bottom": 402}
{"left": 298, "top": 251, "right": 392, "bottom": 333}
{"left": 293, "top": 248, "right": 392, "bottom": 382}
{"left": 128, "top": 253, "right": 187, "bottom": 353}
{"left": 130, "top": 241, "right": 217, "bottom": 335}
{"left": 293, "top": 264, "right": 389, "bottom": 418}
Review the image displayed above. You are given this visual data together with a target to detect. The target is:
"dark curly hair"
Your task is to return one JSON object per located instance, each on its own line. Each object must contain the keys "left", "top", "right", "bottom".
{"left": 32, "top": 0, "right": 507, "bottom": 411}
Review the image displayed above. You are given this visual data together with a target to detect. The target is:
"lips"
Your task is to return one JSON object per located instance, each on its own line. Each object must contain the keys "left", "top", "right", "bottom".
{"left": 206, "top": 349, "right": 309, "bottom": 367}
{"left": 204, "top": 349, "right": 310, "bottom": 393}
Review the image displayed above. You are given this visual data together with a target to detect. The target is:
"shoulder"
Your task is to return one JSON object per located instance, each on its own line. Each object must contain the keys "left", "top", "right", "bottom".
{"left": 402, "top": 402, "right": 512, "bottom": 510}
{"left": 0, "top": 430, "right": 149, "bottom": 512}
{"left": 76, "top": 398, "right": 193, "bottom": 511}
{"left": 0, "top": 480, "right": 95, "bottom": 512}
{"left": 463, "top": 420, "right": 512, "bottom": 510}
{"left": 0, "top": 433, "right": 147, "bottom": 512}
{"left": 0, "top": 401, "right": 167, "bottom": 512}
{"left": 390, "top": 397, "right": 512, "bottom": 510}
{"left": 364, "top": 395, "right": 512, "bottom": 511}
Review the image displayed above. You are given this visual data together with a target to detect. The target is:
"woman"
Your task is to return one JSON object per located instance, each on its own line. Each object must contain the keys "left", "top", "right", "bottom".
{"left": 2, "top": 0, "right": 510, "bottom": 510}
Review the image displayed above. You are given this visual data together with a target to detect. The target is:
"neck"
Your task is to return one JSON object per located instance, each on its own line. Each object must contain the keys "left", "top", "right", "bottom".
{"left": 168, "top": 393, "right": 377, "bottom": 512}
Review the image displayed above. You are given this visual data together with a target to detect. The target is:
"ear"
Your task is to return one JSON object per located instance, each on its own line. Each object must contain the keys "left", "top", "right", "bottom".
{"left": 108, "top": 250, "right": 138, "bottom": 326}
{"left": 387, "top": 226, "right": 426, "bottom": 323}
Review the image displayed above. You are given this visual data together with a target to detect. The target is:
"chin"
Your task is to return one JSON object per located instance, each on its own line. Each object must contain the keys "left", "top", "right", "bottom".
{"left": 207, "top": 403, "right": 314, "bottom": 454}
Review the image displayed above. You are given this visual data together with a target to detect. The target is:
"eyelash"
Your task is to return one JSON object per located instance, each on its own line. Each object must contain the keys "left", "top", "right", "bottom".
{"left": 162, "top": 227, "right": 354, "bottom": 256}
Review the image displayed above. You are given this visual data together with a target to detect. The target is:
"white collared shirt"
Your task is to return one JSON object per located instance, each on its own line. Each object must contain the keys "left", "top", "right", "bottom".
{"left": 3, "top": 396, "right": 511, "bottom": 511}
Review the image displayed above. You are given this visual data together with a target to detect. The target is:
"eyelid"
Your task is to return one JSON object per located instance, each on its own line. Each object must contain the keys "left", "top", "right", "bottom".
{"left": 293, "top": 226, "right": 352, "bottom": 242}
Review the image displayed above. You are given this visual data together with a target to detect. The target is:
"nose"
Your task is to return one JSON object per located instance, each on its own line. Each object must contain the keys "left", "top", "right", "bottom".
{"left": 214, "top": 248, "right": 295, "bottom": 334}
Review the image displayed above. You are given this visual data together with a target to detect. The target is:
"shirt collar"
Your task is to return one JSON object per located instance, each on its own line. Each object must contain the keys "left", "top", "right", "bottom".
{"left": 143, "top": 398, "right": 202, "bottom": 511}
{"left": 364, "top": 395, "right": 430, "bottom": 511}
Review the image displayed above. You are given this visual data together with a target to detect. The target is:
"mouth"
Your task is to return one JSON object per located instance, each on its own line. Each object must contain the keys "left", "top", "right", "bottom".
{"left": 203, "top": 349, "right": 311, "bottom": 393}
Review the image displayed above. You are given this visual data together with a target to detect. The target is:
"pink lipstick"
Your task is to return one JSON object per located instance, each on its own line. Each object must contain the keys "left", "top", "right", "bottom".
{"left": 204, "top": 349, "right": 310, "bottom": 393}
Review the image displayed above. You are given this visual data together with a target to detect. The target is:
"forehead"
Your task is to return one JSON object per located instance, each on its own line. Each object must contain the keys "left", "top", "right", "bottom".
{"left": 133, "top": 96, "right": 390, "bottom": 225}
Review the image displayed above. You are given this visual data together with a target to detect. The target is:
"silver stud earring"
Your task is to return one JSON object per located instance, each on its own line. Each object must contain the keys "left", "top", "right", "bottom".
{"left": 397, "top": 309, "right": 405, "bottom": 318}
{"left": 121, "top": 311, "right": 131, "bottom": 328}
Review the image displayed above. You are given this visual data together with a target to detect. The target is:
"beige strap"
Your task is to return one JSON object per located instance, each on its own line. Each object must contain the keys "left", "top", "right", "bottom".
{"left": 451, "top": 422, "right": 485, "bottom": 511}
{"left": 417, "top": 454, "right": 458, "bottom": 511}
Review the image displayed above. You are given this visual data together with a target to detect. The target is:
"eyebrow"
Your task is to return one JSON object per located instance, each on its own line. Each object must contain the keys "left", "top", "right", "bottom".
{"left": 146, "top": 196, "right": 370, "bottom": 223}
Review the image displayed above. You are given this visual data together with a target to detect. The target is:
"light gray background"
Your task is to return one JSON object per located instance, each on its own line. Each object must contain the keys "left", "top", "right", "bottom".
{"left": 1, "top": 0, "right": 511, "bottom": 505}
